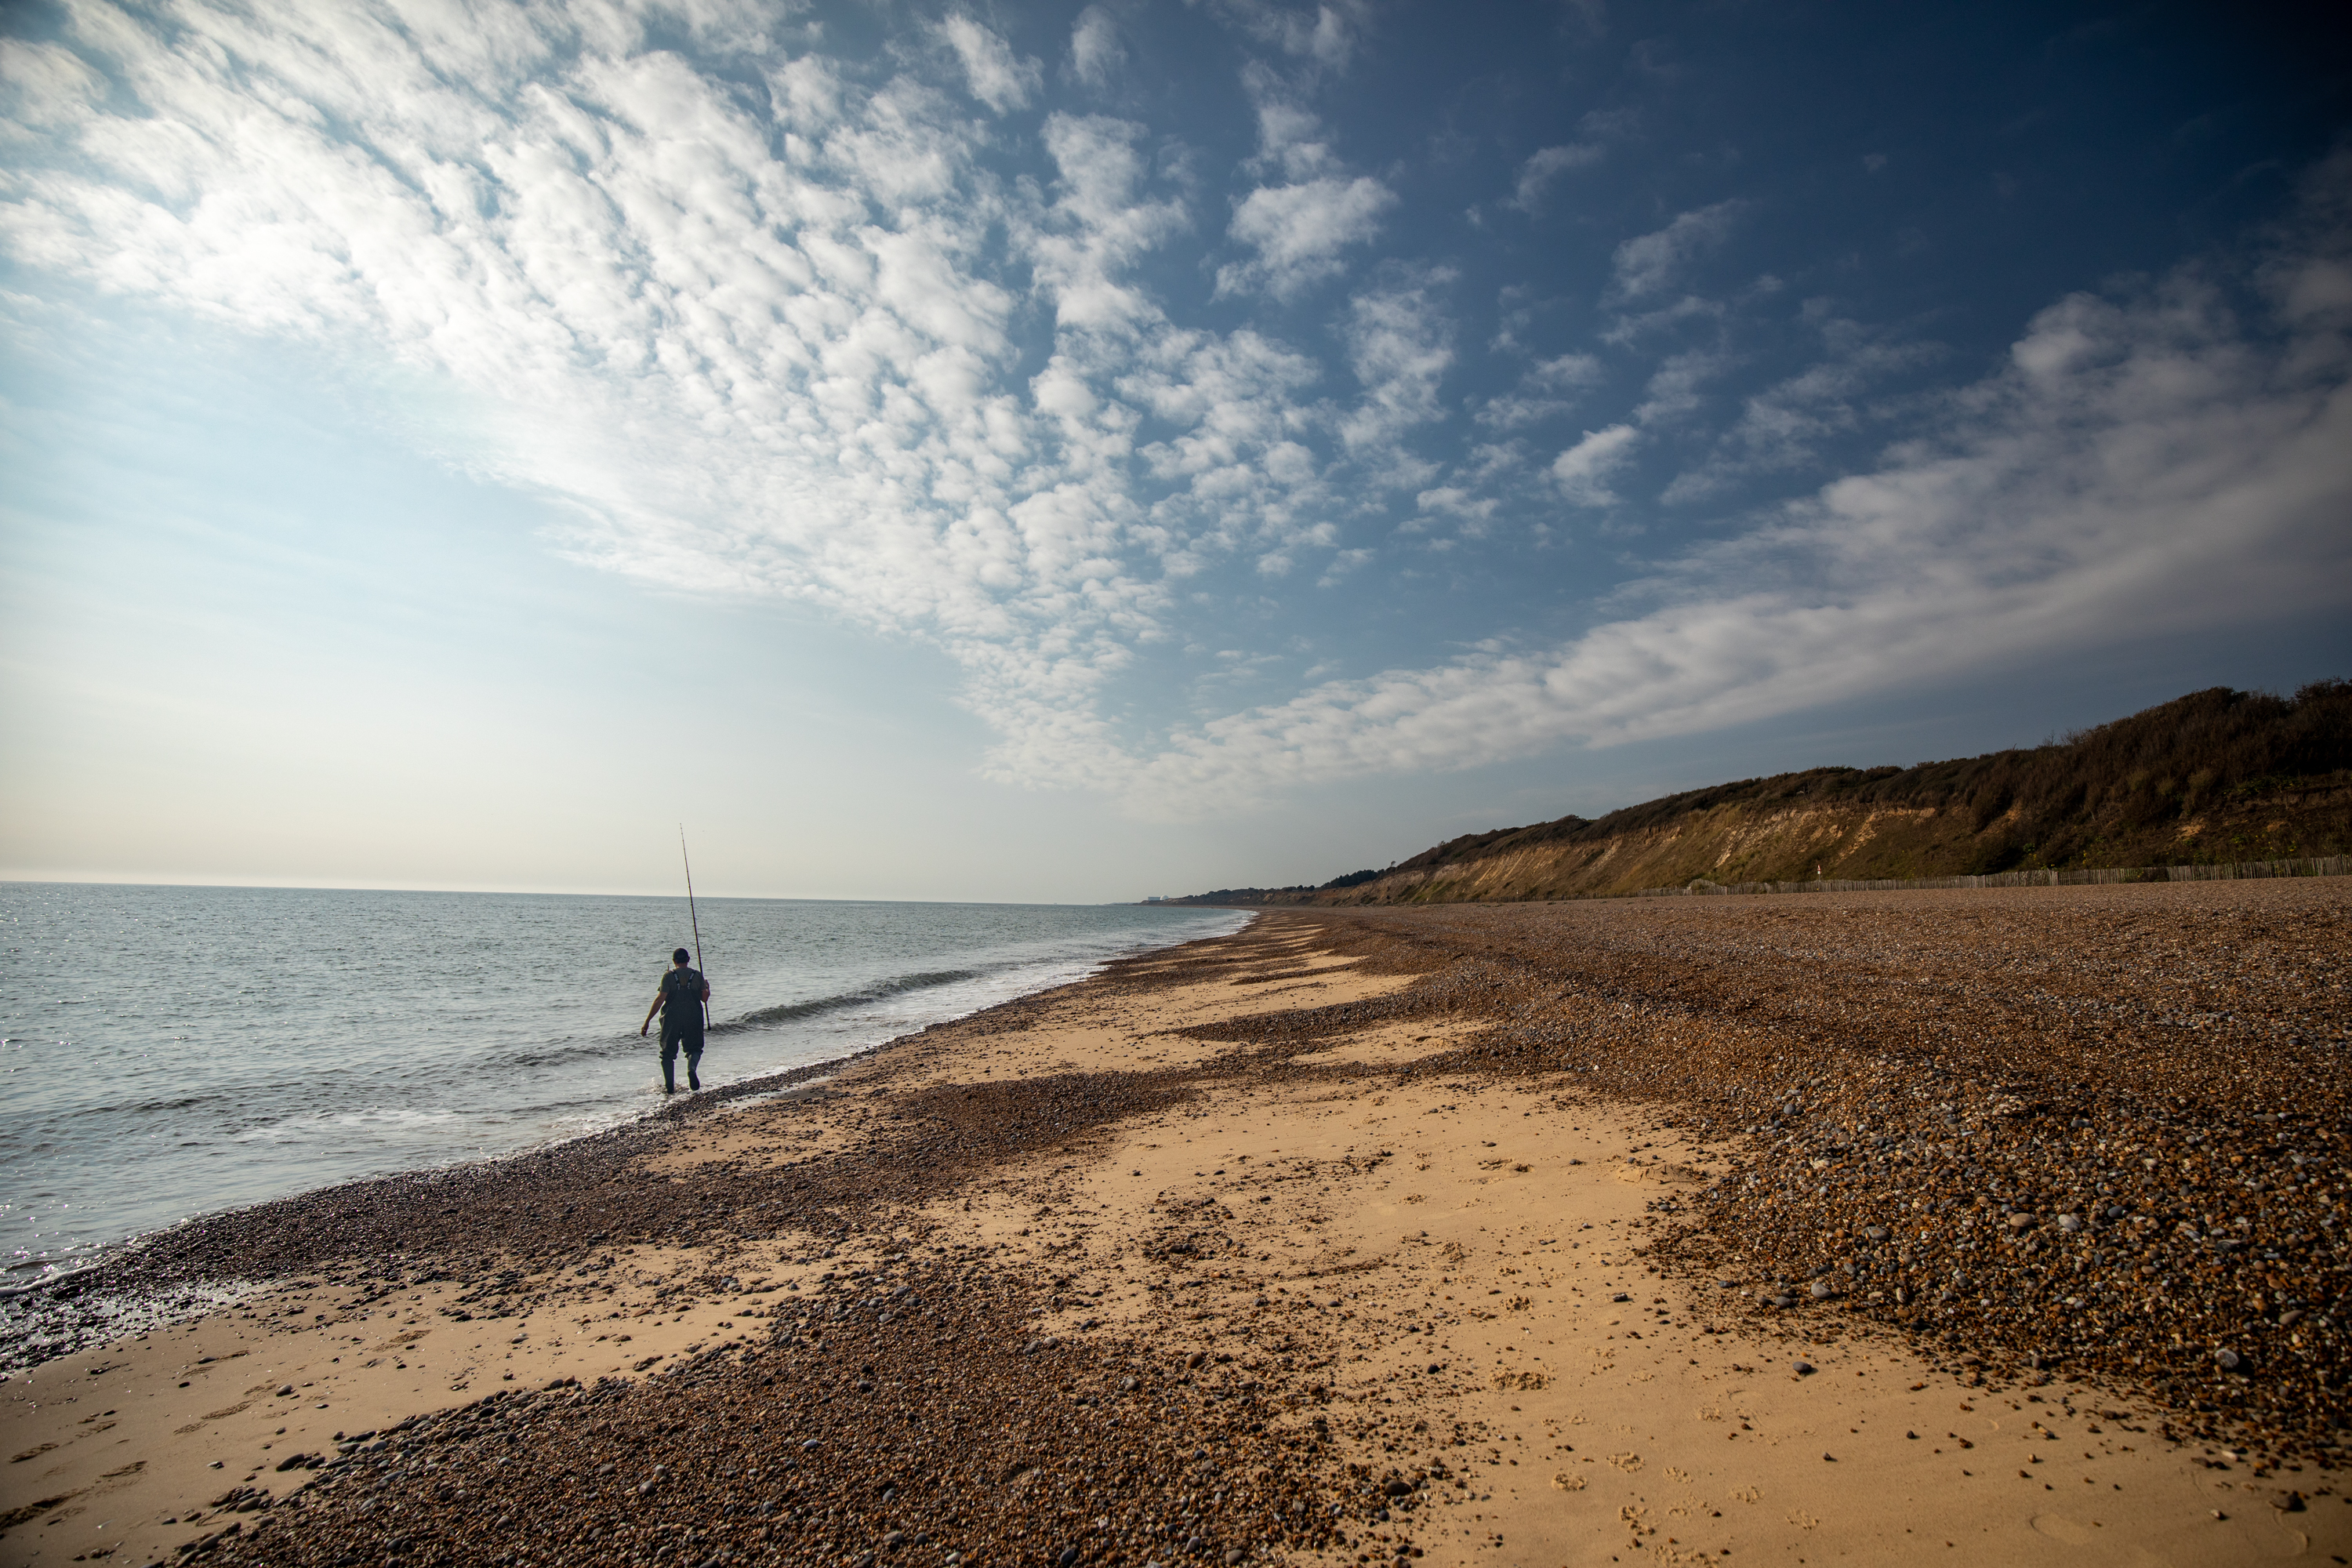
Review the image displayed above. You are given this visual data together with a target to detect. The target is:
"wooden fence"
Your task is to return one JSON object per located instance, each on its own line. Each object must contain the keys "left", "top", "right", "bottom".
{"left": 1640, "top": 855, "right": 2348, "bottom": 898}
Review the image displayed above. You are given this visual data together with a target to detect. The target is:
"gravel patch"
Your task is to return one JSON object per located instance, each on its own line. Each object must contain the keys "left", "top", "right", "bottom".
{"left": 1195, "top": 882, "right": 2350, "bottom": 1466}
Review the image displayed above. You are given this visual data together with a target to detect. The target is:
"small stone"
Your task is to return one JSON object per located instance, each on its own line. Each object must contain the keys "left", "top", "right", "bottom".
{"left": 275, "top": 1384, "right": 294, "bottom": 1396}
{"left": 1860, "top": 1226, "right": 1889, "bottom": 1243}
{"left": 1185, "top": 1351, "right": 1207, "bottom": 1370}
{"left": 1058, "top": 1548, "right": 1081, "bottom": 1567}
{"left": 1223, "top": 1551, "right": 1246, "bottom": 1567}
{"left": 1769, "top": 1295, "right": 1795, "bottom": 1308}
{"left": 1612, "top": 1293, "right": 1631, "bottom": 1302}
{"left": 1791, "top": 1359, "right": 1816, "bottom": 1376}
{"left": 2006, "top": 1213, "right": 2036, "bottom": 1232}
{"left": 2215, "top": 1347, "right": 2246, "bottom": 1373}
{"left": 1808, "top": 1279, "right": 1835, "bottom": 1300}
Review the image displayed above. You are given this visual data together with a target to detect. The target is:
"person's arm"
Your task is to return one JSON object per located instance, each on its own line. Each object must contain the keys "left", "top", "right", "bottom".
{"left": 641, "top": 985, "right": 666, "bottom": 1036}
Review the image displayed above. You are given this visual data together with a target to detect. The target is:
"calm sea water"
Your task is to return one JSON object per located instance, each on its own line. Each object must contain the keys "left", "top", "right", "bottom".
{"left": 0, "top": 884, "right": 1246, "bottom": 1283}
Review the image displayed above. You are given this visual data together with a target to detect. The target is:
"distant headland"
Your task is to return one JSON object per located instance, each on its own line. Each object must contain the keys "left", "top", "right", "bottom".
{"left": 1158, "top": 679, "right": 2351, "bottom": 906}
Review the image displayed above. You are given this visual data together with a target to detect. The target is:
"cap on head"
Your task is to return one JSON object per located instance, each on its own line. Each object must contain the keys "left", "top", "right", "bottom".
{"left": 673, "top": 947, "right": 691, "bottom": 965}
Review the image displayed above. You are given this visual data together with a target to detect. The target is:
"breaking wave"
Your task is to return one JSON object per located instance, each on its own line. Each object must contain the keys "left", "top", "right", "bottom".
{"left": 713, "top": 968, "right": 987, "bottom": 1031}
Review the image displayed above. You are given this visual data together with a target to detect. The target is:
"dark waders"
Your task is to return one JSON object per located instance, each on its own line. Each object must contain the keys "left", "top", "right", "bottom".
{"left": 661, "top": 1012, "right": 704, "bottom": 1094}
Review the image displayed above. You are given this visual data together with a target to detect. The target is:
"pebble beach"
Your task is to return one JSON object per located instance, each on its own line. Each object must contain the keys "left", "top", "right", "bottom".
{"left": 4, "top": 878, "right": 2347, "bottom": 1567}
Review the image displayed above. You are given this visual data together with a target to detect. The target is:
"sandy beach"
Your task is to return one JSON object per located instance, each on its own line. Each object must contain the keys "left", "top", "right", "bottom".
{"left": 5, "top": 880, "right": 2348, "bottom": 1568}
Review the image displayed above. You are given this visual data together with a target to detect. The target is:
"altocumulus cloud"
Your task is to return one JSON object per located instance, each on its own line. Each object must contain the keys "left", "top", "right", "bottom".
{"left": 2, "top": 2, "right": 2347, "bottom": 820}
{"left": 1128, "top": 185, "right": 2352, "bottom": 814}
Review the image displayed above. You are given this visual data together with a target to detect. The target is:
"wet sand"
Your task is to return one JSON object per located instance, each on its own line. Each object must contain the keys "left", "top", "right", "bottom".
{"left": 4, "top": 880, "right": 2347, "bottom": 1567}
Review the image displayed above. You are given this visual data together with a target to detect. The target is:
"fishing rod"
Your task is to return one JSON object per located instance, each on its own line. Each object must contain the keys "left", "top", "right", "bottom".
{"left": 680, "top": 824, "right": 710, "bottom": 1028}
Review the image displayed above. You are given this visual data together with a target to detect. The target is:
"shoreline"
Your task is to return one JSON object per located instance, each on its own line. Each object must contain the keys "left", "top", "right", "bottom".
{"left": 4, "top": 911, "right": 1250, "bottom": 1357}
{"left": 5, "top": 882, "right": 2347, "bottom": 1567}
{"left": 0, "top": 1043, "right": 881, "bottom": 1377}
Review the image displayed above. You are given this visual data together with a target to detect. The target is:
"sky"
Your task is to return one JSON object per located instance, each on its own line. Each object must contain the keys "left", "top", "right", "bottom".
{"left": 1, "top": 0, "right": 2347, "bottom": 903}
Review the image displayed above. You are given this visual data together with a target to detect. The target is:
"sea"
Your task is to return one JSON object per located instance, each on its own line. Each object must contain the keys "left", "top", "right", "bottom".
{"left": 0, "top": 883, "right": 1247, "bottom": 1290}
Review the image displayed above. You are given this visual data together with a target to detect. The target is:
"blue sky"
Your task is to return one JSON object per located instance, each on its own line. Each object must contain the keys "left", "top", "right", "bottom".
{"left": 2, "top": 0, "right": 2347, "bottom": 901}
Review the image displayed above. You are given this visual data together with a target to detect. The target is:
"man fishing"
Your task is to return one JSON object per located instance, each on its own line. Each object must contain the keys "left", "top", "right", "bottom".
{"left": 640, "top": 947, "right": 710, "bottom": 1094}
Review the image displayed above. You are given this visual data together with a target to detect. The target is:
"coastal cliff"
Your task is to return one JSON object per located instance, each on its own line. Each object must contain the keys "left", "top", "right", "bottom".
{"left": 1167, "top": 679, "right": 2352, "bottom": 906}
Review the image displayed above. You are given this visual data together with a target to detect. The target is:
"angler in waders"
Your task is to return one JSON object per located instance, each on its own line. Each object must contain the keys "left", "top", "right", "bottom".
{"left": 641, "top": 947, "right": 710, "bottom": 1094}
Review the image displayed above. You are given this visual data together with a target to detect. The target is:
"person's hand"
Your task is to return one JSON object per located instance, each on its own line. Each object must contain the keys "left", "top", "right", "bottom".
{"left": 639, "top": 1023, "right": 648, "bottom": 1036}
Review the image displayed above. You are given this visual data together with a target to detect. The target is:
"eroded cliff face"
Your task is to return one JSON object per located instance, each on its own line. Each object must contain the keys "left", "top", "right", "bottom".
{"left": 1217, "top": 784, "right": 2352, "bottom": 906}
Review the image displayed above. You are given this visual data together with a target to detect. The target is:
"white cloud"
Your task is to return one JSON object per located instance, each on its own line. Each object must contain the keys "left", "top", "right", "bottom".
{"left": 1219, "top": 175, "right": 1395, "bottom": 299}
{"left": 0, "top": 38, "right": 105, "bottom": 140}
{"left": 1316, "top": 546, "right": 1374, "bottom": 586}
{"left": 1476, "top": 350, "right": 1606, "bottom": 429}
{"left": 1335, "top": 275, "right": 1454, "bottom": 470}
{"left": 1661, "top": 319, "right": 1941, "bottom": 500}
{"left": 1532, "top": 352, "right": 1606, "bottom": 390}
{"left": 1110, "top": 227, "right": 2352, "bottom": 814}
{"left": 1068, "top": 6, "right": 1124, "bottom": 89}
{"left": 939, "top": 16, "right": 1041, "bottom": 114}
{"left": 1610, "top": 199, "right": 1746, "bottom": 300}
{"left": 1549, "top": 423, "right": 1640, "bottom": 503}
{"left": 1508, "top": 143, "right": 1603, "bottom": 210}
{"left": 1209, "top": 0, "right": 1365, "bottom": 70}
{"left": 1631, "top": 348, "right": 1731, "bottom": 425}
{"left": 1025, "top": 113, "right": 1189, "bottom": 334}
{"left": 1414, "top": 487, "right": 1497, "bottom": 535}
{"left": 1211, "top": 57, "right": 1393, "bottom": 299}
{"left": 0, "top": 0, "right": 1245, "bottom": 800}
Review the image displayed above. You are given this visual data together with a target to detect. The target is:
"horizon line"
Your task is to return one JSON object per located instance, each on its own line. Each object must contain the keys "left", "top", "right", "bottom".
{"left": 0, "top": 872, "right": 1152, "bottom": 906}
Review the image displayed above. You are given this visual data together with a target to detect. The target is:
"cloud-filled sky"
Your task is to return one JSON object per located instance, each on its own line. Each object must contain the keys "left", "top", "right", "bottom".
{"left": 2, "top": 0, "right": 2347, "bottom": 900}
